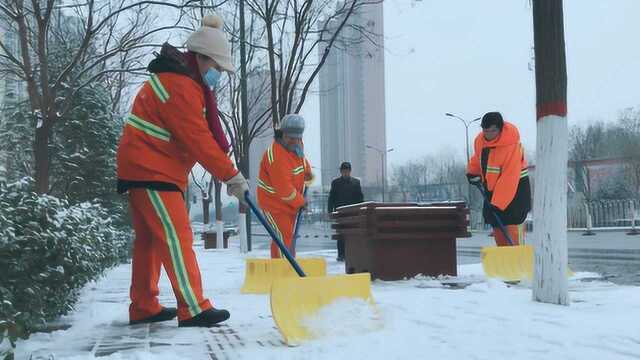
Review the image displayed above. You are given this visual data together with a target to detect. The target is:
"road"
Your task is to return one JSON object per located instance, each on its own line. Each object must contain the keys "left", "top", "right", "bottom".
{"left": 247, "top": 221, "right": 640, "bottom": 285}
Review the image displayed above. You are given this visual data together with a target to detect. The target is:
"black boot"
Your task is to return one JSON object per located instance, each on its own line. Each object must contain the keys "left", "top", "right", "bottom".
{"left": 178, "top": 308, "right": 230, "bottom": 328}
{"left": 130, "top": 307, "right": 177, "bottom": 325}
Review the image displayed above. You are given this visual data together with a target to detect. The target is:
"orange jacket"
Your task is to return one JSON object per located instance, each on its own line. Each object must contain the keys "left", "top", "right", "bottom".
{"left": 467, "top": 122, "right": 528, "bottom": 211}
{"left": 117, "top": 73, "right": 238, "bottom": 192}
{"left": 257, "top": 141, "right": 312, "bottom": 215}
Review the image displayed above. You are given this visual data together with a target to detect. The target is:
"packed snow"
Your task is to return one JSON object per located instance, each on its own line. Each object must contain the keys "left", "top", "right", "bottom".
{"left": 15, "top": 237, "right": 640, "bottom": 360}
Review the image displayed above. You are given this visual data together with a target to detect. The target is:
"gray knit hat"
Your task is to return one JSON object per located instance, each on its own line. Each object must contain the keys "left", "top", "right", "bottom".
{"left": 185, "top": 14, "right": 234, "bottom": 73}
{"left": 280, "top": 114, "right": 305, "bottom": 139}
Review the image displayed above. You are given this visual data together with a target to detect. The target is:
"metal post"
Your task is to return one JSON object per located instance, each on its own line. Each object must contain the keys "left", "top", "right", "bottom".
{"left": 464, "top": 123, "right": 471, "bottom": 165}
{"left": 583, "top": 202, "right": 595, "bottom": 236}
{"left": 446, "top": 113, "right": 480, "bottom": 225}
{"left": 381, "top": 151, "right": 385, "bottom": 202}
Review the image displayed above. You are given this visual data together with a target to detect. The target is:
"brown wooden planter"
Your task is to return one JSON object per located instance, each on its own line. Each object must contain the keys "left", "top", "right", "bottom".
{"left": 331, "top": 201, "right": 471, "bottom": 280}
{"left": 202, "top": 230, "right": 232, "bottom": 249}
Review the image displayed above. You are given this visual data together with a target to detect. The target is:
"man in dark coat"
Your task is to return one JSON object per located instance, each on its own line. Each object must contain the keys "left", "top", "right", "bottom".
{"left": 328, "top": 162, "right": 364, "bottom": 261}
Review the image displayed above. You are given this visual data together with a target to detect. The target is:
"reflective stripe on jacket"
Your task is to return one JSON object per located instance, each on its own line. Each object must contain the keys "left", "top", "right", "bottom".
{"left": 467, "top": 122, "right": 528, "bottom": 211}
{"left": 117, "top": 72, "right": 237, "bottom": 192}
{"left": 256, "top": 141, "right": 312, "bottom": 214}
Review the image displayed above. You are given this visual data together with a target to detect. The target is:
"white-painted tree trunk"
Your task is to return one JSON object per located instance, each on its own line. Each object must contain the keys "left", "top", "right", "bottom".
{"left": 239, "top": 213, "right": 248, "bottom": 253}
{"left": 216, "top": 220, "right": 224, "bottom": 249}
{"left": 585, "top": 203, "right": 592, "bottom": 230}
{"left": 630, "top": 201, "right": 637, "bottom": 231}
{"left": 533, "top": 115, "right": 569, "bottom": 305}
{"left": 584, "top": 202, "right": 595, "bottom": 235}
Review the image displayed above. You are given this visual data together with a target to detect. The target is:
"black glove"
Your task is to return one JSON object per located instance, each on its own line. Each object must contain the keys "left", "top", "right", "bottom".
{"left": 466, "top": 173, "right": 481, "bottom": 185}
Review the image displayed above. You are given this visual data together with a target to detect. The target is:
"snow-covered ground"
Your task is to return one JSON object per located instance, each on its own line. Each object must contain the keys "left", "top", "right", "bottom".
{"left": 16, "top": 237, "right": 640, "bottom": 360}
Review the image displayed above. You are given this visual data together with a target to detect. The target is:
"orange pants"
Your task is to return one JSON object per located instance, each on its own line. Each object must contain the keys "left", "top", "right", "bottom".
{"left": 493, "top": 224, "right": 525, "bottom": 246}
{"left": 128, "top": 189, "right": 213, "bottom": 322}
{"left": 263, "top": 210, "right": 297, "bottom": 258}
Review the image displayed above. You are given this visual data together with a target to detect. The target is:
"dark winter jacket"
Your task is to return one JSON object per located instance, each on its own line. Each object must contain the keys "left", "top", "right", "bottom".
{"left": 328, "top": 176, "right": 364, "bottom": 212}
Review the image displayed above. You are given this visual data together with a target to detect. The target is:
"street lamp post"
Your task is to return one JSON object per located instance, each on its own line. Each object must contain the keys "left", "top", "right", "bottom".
{"left": 445, "top": 113, "right": 481, "bottom": 164}
{"left": 366, "top": 145, "right": 394, "bottom": 202}
{"left": 445, "top": 113, "right": 481, "bottom": 228}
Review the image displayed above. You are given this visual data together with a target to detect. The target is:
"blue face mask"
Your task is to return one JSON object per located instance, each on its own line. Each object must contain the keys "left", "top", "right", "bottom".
{"left": 203, "top": 67, "right": 221, "bottom": 88}
{"left": 292, "top": 143, "right": 304, "bottom": 158}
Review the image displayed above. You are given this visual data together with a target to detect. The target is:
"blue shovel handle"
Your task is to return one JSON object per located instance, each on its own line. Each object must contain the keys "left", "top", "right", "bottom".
{"left": 290, "top": 187, "right": 308, "bottom": 253}
{"left": 244, "top": 191, "right": 306, "bottom": 277}
{"left": 473, "top": 183, "right": 514, "bottom": 246}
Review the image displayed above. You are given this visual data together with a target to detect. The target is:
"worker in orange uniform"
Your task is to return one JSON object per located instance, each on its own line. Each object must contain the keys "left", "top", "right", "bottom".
{"left": 466, "top": 112, "right": 531, "bottom": 246}
{"left": 116, "top": 14, "right": 249, "bottom": 327}
{"left": 257, "top": 114, "right": 314, "bottom": 258}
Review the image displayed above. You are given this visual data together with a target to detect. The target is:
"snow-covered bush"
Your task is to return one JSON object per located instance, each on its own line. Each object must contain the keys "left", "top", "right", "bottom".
{"left": 0, "top": 178, "right": 130, "bottom": 353}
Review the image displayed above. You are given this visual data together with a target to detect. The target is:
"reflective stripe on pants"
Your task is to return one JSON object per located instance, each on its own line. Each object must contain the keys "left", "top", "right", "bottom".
{"left": 264, "top": 210, "right": 297, "bottom": 259}
{"left": 128, "top": 188, "right": 213, "bottom": 321}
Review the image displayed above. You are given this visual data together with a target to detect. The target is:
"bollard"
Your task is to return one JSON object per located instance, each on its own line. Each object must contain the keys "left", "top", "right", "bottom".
{"left": 216, "top": 220, "right": 224, "bottom": 249}
{"left": 239, "top": 213, "right": 248, "bottom": 253}
{"left": 583, "top": 202, "right": 595, "bottom": 236}
{"left": 627, "top": 200, "right": 639, "bottom": 235}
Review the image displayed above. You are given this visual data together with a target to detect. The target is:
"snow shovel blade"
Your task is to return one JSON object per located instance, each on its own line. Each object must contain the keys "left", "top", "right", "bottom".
{"left": 481, "top": 244, "right": 534, "bottom": 282}
{"left": 241, "top": 258, "right": 327, "bottom": 294}
{"left": 270, "top": 273, "right": 373, "bottom": 345}
{"left": 481, "top": 245, "right": 574, "bottom": 282}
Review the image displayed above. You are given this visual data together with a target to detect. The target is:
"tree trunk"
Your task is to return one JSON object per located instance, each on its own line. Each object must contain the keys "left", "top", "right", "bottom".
{"left": 34, "top": 121, "right": 51, "bottom": 194}
{"left": 532, "top": 0, "right": 569, "bottom": 305}
{"left": 185, "top": 184, "right": 192, "bottom": 214}
{"left": 239, "top": 150, "right": 251, "bottom": 251}
{"left": 265, "top": 15, "right": 279, "bottom": 127}
{"left": 214, "top": 179, "right": 224, "bottom": 248}
{"left": 212, "top": 180, "right": 221, "bottom": 220}
{"left": 239, "top": 0, "right": 251, "bottom": 253}
{"left": 202, "top": 196, "right": 211, "bottom": 225}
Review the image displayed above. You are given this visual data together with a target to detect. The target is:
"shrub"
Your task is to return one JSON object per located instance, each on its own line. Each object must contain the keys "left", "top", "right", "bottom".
{"left": 0, "top": 178, "right": 130, "bottom": 357}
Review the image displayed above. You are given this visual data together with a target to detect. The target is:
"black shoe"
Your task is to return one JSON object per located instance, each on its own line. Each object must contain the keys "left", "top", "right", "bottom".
{"left": 130, "top": 307, "right": 177, "bottom": 325}
{"left": 336, "top": 256, "right": 345, "bottom": 262}
{"left": 178, "top": 308, "right": 230, "bottom": 328}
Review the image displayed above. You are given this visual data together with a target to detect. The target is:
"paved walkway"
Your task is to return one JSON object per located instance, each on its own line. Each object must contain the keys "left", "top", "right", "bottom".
{"left": 14, "top": 226, "right": 640, "bottom": 359}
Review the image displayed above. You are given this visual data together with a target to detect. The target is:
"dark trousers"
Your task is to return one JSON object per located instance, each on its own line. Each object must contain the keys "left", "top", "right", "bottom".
{"left": 337, "top": 238, "right": 345, "bottom": 259}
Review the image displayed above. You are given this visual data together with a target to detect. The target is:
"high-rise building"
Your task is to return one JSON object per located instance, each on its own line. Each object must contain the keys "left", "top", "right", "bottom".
{"left": 0, "top": 21, "right": 21, "bottom": 111}
{"left": 319, "top": 2, "right": 386, "bottom": 188}
{"left": 246, "top": 71, "right": 275, "bottom": 196}
{"left": 0, "top": 19, "right": 25, "bottom": 181}
{"left": 248, "top": 131, "right": 273, "bottom": 196}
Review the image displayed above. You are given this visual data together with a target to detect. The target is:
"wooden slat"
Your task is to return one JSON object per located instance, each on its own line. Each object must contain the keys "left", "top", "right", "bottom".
{"left": 369, "top": 232, "right": 471, "bottom": 241}
{"left": 332, "top": 214, "right": 368, "bottom": 226}
{"left": 374, "top": 214, "right": 467, "bottom": 224}
{"left": 376, "top": 227, "right": 469, "bottom": 238}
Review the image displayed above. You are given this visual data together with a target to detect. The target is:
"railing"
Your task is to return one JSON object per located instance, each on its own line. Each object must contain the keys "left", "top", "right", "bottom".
{"left": 568, "top": 199, "right": 640, "bottom": 229}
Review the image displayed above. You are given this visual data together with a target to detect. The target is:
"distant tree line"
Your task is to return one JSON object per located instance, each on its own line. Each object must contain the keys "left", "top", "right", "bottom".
{"left": 569, "top": 107, "right": 640, "bottom": 200}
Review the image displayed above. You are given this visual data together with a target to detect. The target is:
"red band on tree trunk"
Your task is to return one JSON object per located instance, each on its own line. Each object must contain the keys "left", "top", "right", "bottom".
{"left": 536, "top": 101, "right": 567, "bottom": 120}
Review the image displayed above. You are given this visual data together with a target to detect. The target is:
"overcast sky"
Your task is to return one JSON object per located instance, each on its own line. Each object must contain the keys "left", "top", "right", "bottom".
{"left": 300, "top": 0, "right": 640, "bottom": 183}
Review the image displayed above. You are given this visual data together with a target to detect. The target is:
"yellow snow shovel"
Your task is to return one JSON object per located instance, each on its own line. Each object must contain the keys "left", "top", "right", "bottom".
{"left": 480, "top": 232, "right": 573, "bottom": 281}
{"left": 240, "top": 258, "right": 326, "bottom": 294}
{"left": 481, "top": 244, "right": 534, "bottom": 282}
{"left": 241, "top": 188, "right": 326, "bottom": 294}
{"left": 245, "top": 192, "right": 374, "bottom": 345}
{"left": 475, "top": 183, "right": 535, "bottom": 282}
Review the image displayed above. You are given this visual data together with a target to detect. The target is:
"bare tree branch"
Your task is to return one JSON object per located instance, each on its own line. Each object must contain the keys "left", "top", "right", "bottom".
{"left": 0, "top": 39, "right": 25, "bottom": 70}
{"left": 0, "top": 4, "right": 19, "bottom": 19}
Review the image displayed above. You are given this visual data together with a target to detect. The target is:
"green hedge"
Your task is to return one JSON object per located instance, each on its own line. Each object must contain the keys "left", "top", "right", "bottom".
{"left": 0, "top": 179, "right": 130, "bottom": 357}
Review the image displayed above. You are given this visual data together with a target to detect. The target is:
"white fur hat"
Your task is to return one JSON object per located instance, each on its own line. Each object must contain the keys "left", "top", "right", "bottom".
{"left": 186, "top": 14, "right": 234, "bottom": 73}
